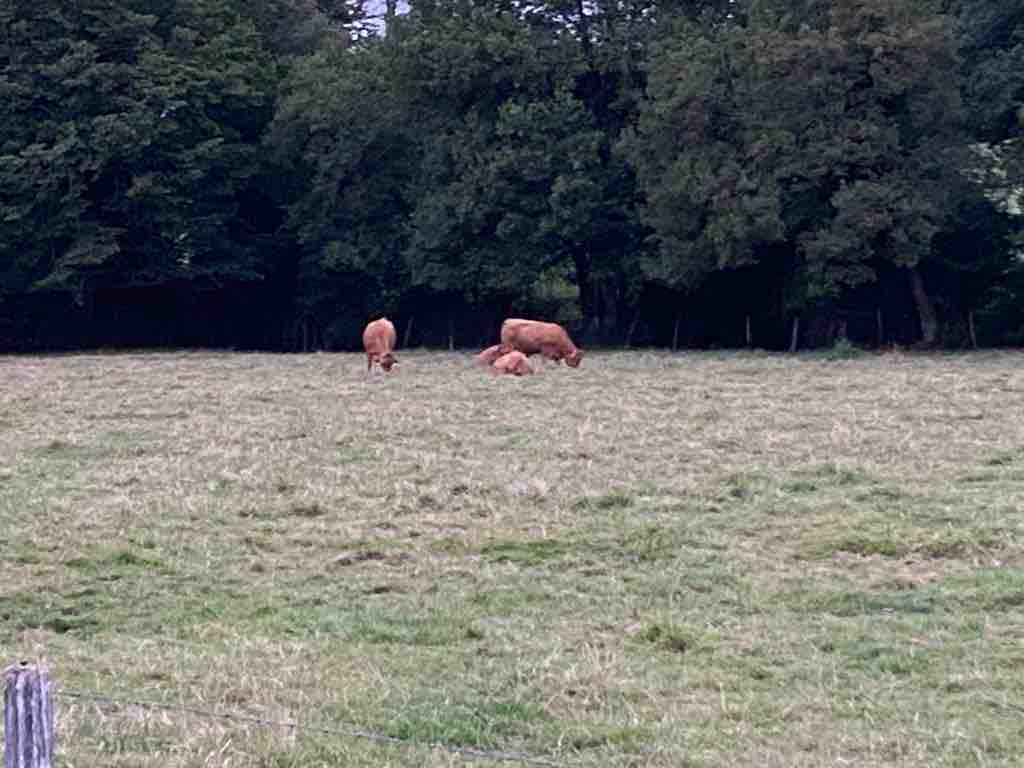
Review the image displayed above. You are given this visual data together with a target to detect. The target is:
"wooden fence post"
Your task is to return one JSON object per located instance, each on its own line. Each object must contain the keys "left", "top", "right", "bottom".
{"left": 3, "top": 661, "right": 54, "bottom": 768}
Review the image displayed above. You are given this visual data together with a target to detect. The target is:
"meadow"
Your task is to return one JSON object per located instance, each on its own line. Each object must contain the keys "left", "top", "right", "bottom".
{"left": 2, "top": 349, "right": 1023, "bottom": 767}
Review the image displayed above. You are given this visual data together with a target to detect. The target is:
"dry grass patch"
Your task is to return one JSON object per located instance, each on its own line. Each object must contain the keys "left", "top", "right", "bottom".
{"left": 2, "top": 349, "right": 1024, "bottom": 766}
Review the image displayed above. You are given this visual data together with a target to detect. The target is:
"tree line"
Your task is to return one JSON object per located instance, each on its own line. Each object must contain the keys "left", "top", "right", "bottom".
{"left": 2, "top": 0, "right": 1022, "bottom": 352}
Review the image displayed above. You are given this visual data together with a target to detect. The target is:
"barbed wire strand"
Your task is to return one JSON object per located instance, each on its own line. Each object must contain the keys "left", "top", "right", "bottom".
{"left": 56, "top": 688, "right": 564, "bottom": 768}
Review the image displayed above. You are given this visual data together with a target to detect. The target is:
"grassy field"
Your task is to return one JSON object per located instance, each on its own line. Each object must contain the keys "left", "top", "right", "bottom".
{"left": 2, "top": 348, "right": 1023, "bottom": 767}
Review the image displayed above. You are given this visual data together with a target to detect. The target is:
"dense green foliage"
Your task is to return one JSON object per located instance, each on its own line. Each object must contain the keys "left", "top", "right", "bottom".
{"left": 1, "top": 0, "right": 1022, "bottom": 350}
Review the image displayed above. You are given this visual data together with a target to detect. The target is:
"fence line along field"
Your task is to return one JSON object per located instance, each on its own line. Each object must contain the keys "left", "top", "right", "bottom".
{"left": 2, "top": 349, "right": 1023, "bottom": 767}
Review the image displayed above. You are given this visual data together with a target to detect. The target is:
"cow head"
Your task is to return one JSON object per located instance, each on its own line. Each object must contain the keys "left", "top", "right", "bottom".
{"left": 565, "top": 349, "right": 584, "bottom": 368}
{"left": 380, "top": 352, "right": 397, "bottom": 372}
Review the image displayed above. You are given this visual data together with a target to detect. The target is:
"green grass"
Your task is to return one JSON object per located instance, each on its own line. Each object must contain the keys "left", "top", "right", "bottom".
{"left": 1, "top": 348, "right": 1023, "bottom": 766}
{"left": 480, "top": 538, "right": 572, "bottom": 565}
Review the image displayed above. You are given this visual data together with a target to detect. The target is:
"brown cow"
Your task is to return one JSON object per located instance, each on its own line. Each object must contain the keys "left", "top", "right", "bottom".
{"left": 362, "top": 317, "right": 398, "bottom": 372}
{"left": 491, "top": 350, "right": 534, "bottom": 376}
{"left": 477, "top": 344, "right": 507, "bottom": 366}
{"left": 500, "top": 318, "right": 583, "bottom": 367}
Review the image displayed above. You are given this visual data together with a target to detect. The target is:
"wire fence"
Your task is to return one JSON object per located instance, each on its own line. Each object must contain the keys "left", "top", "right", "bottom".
{"left": 52, "top": 686, "right": 566, "bottom": 767}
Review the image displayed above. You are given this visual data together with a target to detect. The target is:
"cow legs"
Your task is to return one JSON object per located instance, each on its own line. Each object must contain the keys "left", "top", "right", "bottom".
{"left": 539, "top": 345, "right": 562, "bottom": 364}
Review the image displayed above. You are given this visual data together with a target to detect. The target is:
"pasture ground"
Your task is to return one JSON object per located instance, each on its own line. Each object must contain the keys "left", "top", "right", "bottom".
{"left": 2, "top": 349, "right": 1023, "bottom": 767}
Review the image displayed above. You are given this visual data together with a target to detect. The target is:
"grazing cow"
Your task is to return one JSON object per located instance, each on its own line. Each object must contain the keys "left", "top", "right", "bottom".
{"left": 500, "top": 318, "right": 583, "bottom": 367}
{"left": 477, "top": 344, "right": 507, "bottom": 366}
{"left": 491, "top": 350, "right": 534, "bottom": 376}
{"left": 362, "top": 317, "right": 398, "bottom": 372}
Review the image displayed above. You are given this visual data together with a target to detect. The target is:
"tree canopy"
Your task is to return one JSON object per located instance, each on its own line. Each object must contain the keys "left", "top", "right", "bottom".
{"left": 1, "top": 0, "right": 1021, "bottom": 350}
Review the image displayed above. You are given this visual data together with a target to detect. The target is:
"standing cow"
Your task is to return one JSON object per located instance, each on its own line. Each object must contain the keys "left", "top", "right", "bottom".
{"left": 491, "top": 350, "right": 534, "bottom": 376}
{"left": 362, "top": 317, "right": 398, "bottom": 372}
{"left": 500, "top": 318, "right": 583, "bottom": 367}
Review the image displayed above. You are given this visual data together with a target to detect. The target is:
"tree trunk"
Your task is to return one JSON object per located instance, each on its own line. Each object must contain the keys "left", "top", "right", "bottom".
{"left": 575, "top": 0, "right": 593, "bottom": 60}
{"left": 672, "top": 312, "right": 682, "bottom": 351}
{"left": 789, "top": 316, "right": 800, "bottom": 353}
{"left": 968, "top": 310, "right": 978, "bottom": 350}
{"left": 616, "top": 273, "right": 631, "bottom": 345}
{"left": 447, "top": 312, "right": 455, "bottom": 351}
{"left": 602, "top": 281, "right": 619, "bottom": 344}
{"left": 590, "top": 281, "right": 606, "bottom": 344}
{"left": 403, "top": 316, "right": 414, "bottom": 349}
{"left": 909, "top": 266, "right": 938, "bottom": 346}
{"left": 385, "top": 0, "right": 398, "bottom": 38}
{"left": 624, "top": 310, "right": 640, "bottom": 348}
{"left": 876, "top": 306, "right": 884, "bottom": 348}
{"left": 745, "top": 315, "right": 752, "bottom": 347}
{"left": 573, "top": 252, "right": 594, "bottom": 342}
